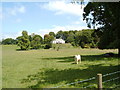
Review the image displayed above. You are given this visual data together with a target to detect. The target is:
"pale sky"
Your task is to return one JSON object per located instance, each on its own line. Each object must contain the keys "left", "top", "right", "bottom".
{"left": 1, "top": 0, "right": 90, "bottom": 40}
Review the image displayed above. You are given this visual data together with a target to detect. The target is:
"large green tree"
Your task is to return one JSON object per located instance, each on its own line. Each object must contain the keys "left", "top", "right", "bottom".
{"left": 74, "top": 29, "right": 94, "bottom": 48}
{"left": 83, "top": 2, "right": 120, "bottom": 56}
{"left": 49, "top": 32, "right": 55, "bottom": 37}
{"left": 66, "top": 32, "right": 75, "bottom": 43}
{"left": 44, "top": 34, "right": 54, "bottom": 49}
{"left": 17, "top": 31, "right": 30, "bottom": 50}
{"left": 31, "top": 34, "right": 43, "bottom": 49}
{"left": 55, "top": 30, "right": 64, "bottom": 39}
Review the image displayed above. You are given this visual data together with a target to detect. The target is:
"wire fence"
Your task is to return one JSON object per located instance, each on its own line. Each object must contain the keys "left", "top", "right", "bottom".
{"left": 103, "top": 71, "right": 120, "bottom": 77}
{"left": 53, "top": 76, "right": 96, "bottom": 88}
{"left": 52, "top": 71, "right": 120, "bottom": 88}
{"left": 103, "top": 77, "right": 120, "bottom": 83}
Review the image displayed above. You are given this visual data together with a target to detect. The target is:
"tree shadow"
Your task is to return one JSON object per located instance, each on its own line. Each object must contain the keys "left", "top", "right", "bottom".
{"left": 21, "top": 64, "right": 120, "bottom": 88}
{"left": 42, "top": 56, "right": 74, "bottom": 63}
{"left": 16, "top": 48, "right": 30, "bottom": 51}
{"left": 41, "top": 53, "right": 119, "bottom": 63}
{"left": 82, "top": 54, "right": 119, "bottom": 61}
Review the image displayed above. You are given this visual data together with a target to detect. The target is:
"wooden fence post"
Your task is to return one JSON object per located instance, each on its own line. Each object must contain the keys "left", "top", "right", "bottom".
{"left": 97, "top": 73, "right": 102, "bottom": 90}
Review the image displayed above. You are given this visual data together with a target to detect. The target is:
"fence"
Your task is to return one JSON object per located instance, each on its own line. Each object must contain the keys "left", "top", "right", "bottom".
{"left": 52, "top": 71, "right": 120, "bottom": 88}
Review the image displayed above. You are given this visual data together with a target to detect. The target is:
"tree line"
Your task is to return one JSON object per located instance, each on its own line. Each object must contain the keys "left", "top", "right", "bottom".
{"left": 1, "top": 29, "right": 100, "bottom": 50}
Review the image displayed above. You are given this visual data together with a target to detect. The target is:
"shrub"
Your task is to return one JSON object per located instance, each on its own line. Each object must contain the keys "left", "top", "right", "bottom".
{"left": 44, "top": 44, "right": 52, "bottom": 49}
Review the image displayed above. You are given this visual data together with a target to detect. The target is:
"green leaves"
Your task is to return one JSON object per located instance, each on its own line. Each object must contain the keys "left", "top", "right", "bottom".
{"left": 83, "top": 2, "right": 120, "bottom": 52}
{"left": 31, "top": 35, "right": 42, "bottom": 49}
{"left": 17, "top": 31, "right": 30, "bottom": 50}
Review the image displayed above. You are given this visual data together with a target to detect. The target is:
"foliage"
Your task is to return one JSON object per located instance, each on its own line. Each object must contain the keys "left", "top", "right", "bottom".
{"left": 49, "top": 32, "right": 55, "bottom": 37}
{"left": 44, "top": 34, "right": 54, "bottom": 49}
{"left": 4, "top": 28, "right": 100, "bottom": 50}
{"left": 2, "top": 38, "right": 16, "bottom": 45}
{"left": 54, "top": 29, "right": 98, "bottom": 48}
{"left": 44, "top": 34, "right": 54, "bottom": 44}
{"left": 44, "top": 43, "right": 52, "bottom": 49}
{"left": 83, "top": 2, "right": 120, "bottom": 55}
{"left": 17, "top": 31, "right": 30, "bottom": 50}
{"left": 66, "top": 32, "right": 75, "bottom": 43}
{"left": 74, "top": 29, "right": 97, "bottom": 48}
{"left": 56, "top": 30, "right": 64, "bottom": 39}
{"left": 30, "top": 34, "right": 43, "bottom": 49}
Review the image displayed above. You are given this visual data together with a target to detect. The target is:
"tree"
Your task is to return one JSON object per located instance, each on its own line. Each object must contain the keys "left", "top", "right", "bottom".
{"left": 31, "top": 34, "right": 43, "bottom": 49}
{"left": 2, "top": 38, "right": 16, "bottom": 45}
{"left": 49, "top": 32, "right": 55, "bottom": 37}
{"left": 55, "top": 30, "right": 64, "bottom": 39}
{"left": 56, "top": 30, "right": 69, "bottom": 41}
{"left": 44, "top": 34, "right": 54, "bottom": 49}
{"left": 83, "top": 2, "right": 120, "bottom": 56}
{"left": 17, "top": 31, "right": 30, "bottom": 50}
{"left": 66, "top": 32, "right": 75, "bottom": 43}
{"left": 74, "top": 29, "right": 94, "bottom": 48}
{"left": 44, "top": 34, "right": 54, "bottom": 44}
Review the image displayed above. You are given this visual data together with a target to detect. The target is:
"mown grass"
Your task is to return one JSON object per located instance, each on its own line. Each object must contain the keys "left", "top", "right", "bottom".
{"left": 2, "top": 45, "right": 119, "bottom": 88}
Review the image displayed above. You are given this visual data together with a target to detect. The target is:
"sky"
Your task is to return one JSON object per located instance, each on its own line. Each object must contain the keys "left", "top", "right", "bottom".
{"left": 1, "top": 0, "right": 90, "bottom": 40}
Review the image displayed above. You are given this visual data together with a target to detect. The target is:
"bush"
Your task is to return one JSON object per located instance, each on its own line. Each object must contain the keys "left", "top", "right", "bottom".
{"left": 44, "top": 44, "right": 52, "bottom": 49}
{"left": 84, "top": 44, "right": 90, "bottom": 48}
{"left": 71, "top": 42, "right": 76, "bottom": 46}
{"left": 81, "top": 42, "right": 85, "bottom": 48}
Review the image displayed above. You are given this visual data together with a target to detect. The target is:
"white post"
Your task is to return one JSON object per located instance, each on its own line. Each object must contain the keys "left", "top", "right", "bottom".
{"left": 97, "top": 73, "right": 102, "bottom": 90}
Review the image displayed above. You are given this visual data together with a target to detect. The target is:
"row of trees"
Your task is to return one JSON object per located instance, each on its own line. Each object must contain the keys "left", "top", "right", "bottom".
{"left": 1, "top": 29, "right": 99, "bottom": 50}
{"left": 1, "top": 38, "right": 16, "bottom": 45}
{"left": 55, "top": 29, "right": 99, "bottom": 48}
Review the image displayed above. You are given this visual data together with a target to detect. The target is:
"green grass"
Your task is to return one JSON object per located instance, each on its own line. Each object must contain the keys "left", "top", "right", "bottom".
{"left": 2, "top": 45, "right": 120, "bottom": 88}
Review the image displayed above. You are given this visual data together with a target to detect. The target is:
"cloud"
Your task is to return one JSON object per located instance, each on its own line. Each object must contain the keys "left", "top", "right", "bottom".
{"left": 9, "top": 5, "right": 26, "bottom": 16}
{"left": 72, "top": 21, "right": 81, "bottom": 25}
{"left": 42, "top": 1, "right": 86, "bottom": 16}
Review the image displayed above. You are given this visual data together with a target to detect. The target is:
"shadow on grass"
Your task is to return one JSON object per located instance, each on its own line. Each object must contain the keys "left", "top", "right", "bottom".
{"left": 16, "top": 49, "right": 30, "bottom": 51}
{"left": 41, "top": 54, "right": 119, "bottom": 63}
{"left": 42, "top": 56, "right": 75, "bottom": 63}
{"left": 16, "top": 48, "right": 38, "bottom": 51}
{"left": 21, "top": 64, "right": 120, "bottom": 88}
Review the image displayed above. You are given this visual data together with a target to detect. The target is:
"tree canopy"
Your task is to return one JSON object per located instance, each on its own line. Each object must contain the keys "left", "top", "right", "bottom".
{"left": 83, "top": 2, "right": 120, "bottom": 56}
{"left": 30, "top": 34, "right": 43, "bottom": 49}
{"left": 17, "top": 31, "right": 30, "bottom": 50}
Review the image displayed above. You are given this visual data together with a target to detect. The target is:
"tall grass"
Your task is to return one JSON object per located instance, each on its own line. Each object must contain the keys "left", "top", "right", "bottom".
{"left": 2, "top": 45, "right": 119, "bottom": 88}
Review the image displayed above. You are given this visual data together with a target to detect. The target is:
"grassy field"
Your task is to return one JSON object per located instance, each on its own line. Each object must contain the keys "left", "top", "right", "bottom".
{"left": 2, "top": 45, "right": 120, "bottom": 88}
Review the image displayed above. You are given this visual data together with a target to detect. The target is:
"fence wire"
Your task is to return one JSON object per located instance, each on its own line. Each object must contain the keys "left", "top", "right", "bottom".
{"left": 103, "top": 77, "right": 120, "bottom": 83}
{"left": 52, "top": 71, "right": 120, "bottom": 88}
{"left": 52, "top": 77, "right": 96, "bottom": 88}
{"left": 103, "top": 71, "right": 120, "bottom": 77}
